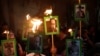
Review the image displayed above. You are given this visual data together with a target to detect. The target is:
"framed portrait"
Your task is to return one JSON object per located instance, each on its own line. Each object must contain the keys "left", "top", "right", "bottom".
{"left": 44, "top": 16, "right": 60, "bottom": 35}
{"left": 26, "top": 33, "right": 43, "bottom": 53}
{"left": 74, "top": 4, "right": 86, "bottom": 21}
{"left": 66, "top": 39, "right": 82, "bottom": 56}
{"left": 1, "top": 39, "right": 17, "bottom": 56}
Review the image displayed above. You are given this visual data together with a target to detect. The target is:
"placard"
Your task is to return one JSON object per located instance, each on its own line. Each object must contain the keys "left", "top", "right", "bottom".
{"left": 26, "top": 34, "right": 43, "bottom": 53}
{"left": 1, "top": 39, "right": 17, "bottom": 56}
{"left": 66, "top": 39, "right": 82, "bottom": 56}
{"left": 74, "top": 4, "right": 86, "bottom": 21}
{"left": 44, "top": 16, "right": 59, "bottom": 35}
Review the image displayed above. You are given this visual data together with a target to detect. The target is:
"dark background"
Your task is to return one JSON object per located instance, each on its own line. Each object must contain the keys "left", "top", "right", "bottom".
{"left": 0, "top": 0, "right": 98, "bottom": 36}
{"left": 0, "top": 0, "right": 99, "bottom": 56}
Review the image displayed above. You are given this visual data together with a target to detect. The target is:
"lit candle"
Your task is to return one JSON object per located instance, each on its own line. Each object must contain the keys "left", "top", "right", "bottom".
{"left": 68, "top": 28, "right": 73, "bottom": 37}
{"left": 3, "top": 30, "right": 9, "bottom": 40}
{"left": 31, "top": 18, "right": 42, "bottom": 33}
{"left": 44, "top": 7, "right": 52, "bottom": 16}
{"left": 26, "top": 14, "right": 30, "bottom": 20}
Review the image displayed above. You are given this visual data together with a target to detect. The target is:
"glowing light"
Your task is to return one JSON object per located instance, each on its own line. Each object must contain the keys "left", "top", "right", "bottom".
{"left": 68, "top": 28, "right": 74, "bottom": 36}
{"left": 3, "top": 30, "right": 9, "bottom": 34}
{"left": 68, "top": 28, "right": 72, "bottom": 33}
{"left": 44, "top": 8, "right": 52, "bottom": 15}
{"left": 26, "top": 14, "right": 31, "bottom": 20}
{"left": 31, "top": 19, "right": 42, "bottom": 33}
{"left": 3, "top": 30, "right": 9, "bottom": 40}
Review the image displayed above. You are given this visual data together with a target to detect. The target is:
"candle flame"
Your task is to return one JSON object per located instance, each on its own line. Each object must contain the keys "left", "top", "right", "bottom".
{"left": 68, "top": 28, "right": 72, "bottom": 33}
{"left": 26, "top": 14, "right": 30, "bottom": 20}
{"left": 44, "top": 8, "right": 52, "bottom": 15}
{"left": 3, "top": 30, "right": 9, "bottom": 34}
{"left": 31, "top": 19, "right": 42, "bottom": 33}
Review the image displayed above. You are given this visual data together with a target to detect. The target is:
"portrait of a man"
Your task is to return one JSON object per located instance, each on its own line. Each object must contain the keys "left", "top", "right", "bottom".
{"left": 46, "top": 18, "right": 57, "bottom": 32}
{"left": 28, "top": 34, "right": 42, "bottom": 53}
{"left": 1, "top": 40, "right": 17, "bottom": 56}
{"left": 66, "top": 39, "right": 81, "bottom": 56}
{"left": 44, "top": 16, "right": 59, "bottom": 35}
{"left": 75, "top": 4, "right": 86, "bottom": 20}
{"left": 4, "top": 42, "right": 14, "bottom": 56}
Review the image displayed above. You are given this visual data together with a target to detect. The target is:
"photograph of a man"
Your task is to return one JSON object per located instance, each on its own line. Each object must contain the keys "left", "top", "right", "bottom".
{"left": 75, "top": 4, "right": 85, "bottom": 18}
{"left": 67, "top": 39, "right": 81, "bottom": 56}
{"left": 3, "top": 42, "right": 15, "bottom": 56}
{"left": 44, "top": 16, "right": 59, "bottom": 35}
{"left": 28, "top": 34, "right": 42, "bottom": 52}
{"left": 46, "top": 18, "right": 57, "bottom": 32}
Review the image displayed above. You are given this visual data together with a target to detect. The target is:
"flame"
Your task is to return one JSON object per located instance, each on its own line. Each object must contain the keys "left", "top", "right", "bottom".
{"left": 68, "top": 28, "right": 72, "bottom": 33}
{"left": 26, "top": 14, "right": 30, "bottom": 20}
{"left": 31, "top": 19, "right": 42, "bottom": 33}
{"left": 44, "top": 8, "right": 52, "bottom": 15}
{"left": 3, "top": 30, "right": 9, "bottom": 34}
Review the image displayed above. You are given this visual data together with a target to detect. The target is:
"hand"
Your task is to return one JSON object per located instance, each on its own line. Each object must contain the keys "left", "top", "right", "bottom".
{"left": 50, "top": 46, "right": 57, "bottom": 54}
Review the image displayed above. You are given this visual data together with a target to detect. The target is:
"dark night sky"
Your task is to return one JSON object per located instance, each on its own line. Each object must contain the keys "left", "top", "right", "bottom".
{"left": 0, "top": 0, "right": 98, "bottom": 33}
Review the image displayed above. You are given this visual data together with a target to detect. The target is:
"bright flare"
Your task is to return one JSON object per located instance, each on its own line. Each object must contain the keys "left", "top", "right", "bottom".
{"left": 68, "top": 28, "right": 72, "bottom": 33}
{"left": 3, "top": 30, "right": 9, "bottom": 34}
{"left": 44, "top": 8, "right": 52, "bottom": 15}
{"left": 26, "top": 14, "right": 30, "bottom": 20}
{"left": 68, "top": 28, "right": 73, "bottom": 36}
{"left": 31, "top": 19, "right": 42, "bottom": 33}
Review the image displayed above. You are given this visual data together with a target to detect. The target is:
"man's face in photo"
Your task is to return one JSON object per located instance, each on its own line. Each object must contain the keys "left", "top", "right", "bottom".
{"left": 50, "top": 19, "right": 56, "bottom": 29}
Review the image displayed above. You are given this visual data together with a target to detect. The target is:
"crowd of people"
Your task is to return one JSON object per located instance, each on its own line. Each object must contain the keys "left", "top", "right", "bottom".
{"left": 43, "top": 25, "right": 97, "bottom": 56}
{"left": 0, "top": 23, "right": 97, "bottom": 56}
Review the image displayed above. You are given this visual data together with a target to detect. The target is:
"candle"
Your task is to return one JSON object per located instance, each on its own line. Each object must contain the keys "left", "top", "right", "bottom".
{"left": 3, "top": 30, "right": 9, "bottom": 40}
{"left": 26, "top": 14, "right": 30, "bottom": 20}
{"left": 68, "top": 28, "right": 73, "bottom": 37}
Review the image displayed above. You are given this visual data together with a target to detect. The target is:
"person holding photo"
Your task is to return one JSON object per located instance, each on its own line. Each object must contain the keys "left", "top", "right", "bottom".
{"left": 9, "top": 31, "right": 25, "bottom": 56}
{"left": 44, "top": 29, "right": 67, "bottom": 56}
